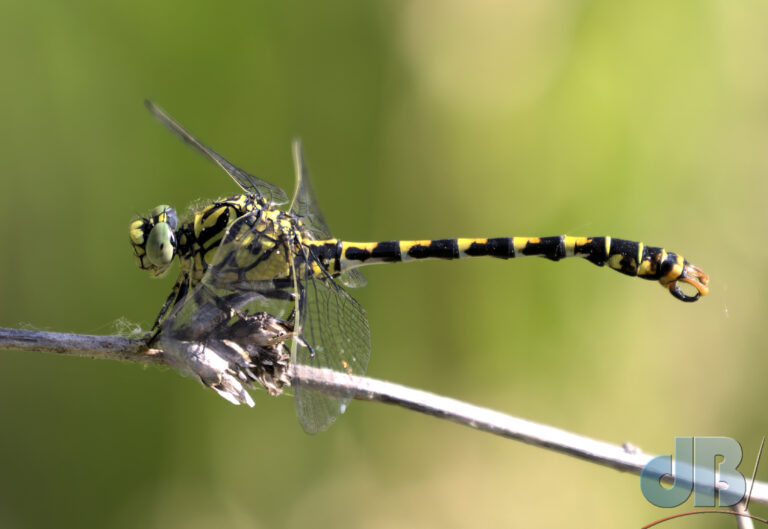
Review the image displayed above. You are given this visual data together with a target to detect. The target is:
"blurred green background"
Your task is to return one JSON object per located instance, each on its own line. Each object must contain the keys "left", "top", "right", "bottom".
{"left": 0, "top": 1, "right": 766, "bottom": 527}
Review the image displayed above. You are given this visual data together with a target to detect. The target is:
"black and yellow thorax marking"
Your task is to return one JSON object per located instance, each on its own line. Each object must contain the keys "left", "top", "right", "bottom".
{"left": 139, "top": 193, "right": 310, "bottom": 330}
{"left": 176, "top": 194, "right": 301, "bottom": 288}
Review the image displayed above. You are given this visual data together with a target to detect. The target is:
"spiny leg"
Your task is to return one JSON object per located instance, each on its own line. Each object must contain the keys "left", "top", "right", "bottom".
{"left": 147, "top": 273, "right": 190, "bottom": 344}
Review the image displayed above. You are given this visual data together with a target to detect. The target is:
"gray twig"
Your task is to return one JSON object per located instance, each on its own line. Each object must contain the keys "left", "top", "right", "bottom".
{"left": 2, "top": 327, "right": 767, "bottom": 510}
{"left": 734, "top": 502, "right": 756, "bottom": 529}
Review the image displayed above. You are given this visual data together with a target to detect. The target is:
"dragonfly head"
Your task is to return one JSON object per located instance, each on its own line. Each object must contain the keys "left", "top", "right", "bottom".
{"left": 129, "top": 205, "right": 178, "bottom": 277}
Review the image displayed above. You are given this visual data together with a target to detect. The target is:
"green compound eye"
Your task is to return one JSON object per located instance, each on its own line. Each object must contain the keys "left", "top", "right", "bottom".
{"left": 146, "top": 222, "right": 176, "bottom": 267}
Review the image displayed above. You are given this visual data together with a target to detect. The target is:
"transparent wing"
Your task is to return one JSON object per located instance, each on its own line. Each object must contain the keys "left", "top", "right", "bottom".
{"left": 159, "top": 212, "right": 298, "bottom": 406}
{"left": 289, "top": 139, "right": 331, "bottom": 240}
{"left": 338, "top": 269, "right": 367, "bottom": 289}
{"left": 205, "top": 213, "right": 370, "bottom": 432}
{"left": 291, "top": 244, "right": 371, "bottom": 433}
{"left": 159, "top": 273, "right": 281, "bottom": 408}
{"left": 160, "top": 211, "right": 369, "bottom": 433}
{"left": 289, "top": 139, "right": 366, "bottom": 289}
{"left": 145, "top": 100, "right": 289, "bottom": 206}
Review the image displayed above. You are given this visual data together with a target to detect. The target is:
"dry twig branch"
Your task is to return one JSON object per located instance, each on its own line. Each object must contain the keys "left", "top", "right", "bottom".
{"left": 1, "top": 327, "right": 766, "bottom": 513}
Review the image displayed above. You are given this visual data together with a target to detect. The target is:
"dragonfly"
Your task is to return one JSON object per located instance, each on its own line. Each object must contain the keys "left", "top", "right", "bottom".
{"left": 130, "top": 101, "right": 710, "bottom": 433}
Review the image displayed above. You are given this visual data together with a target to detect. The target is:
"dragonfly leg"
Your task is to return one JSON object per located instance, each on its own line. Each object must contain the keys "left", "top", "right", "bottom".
{"left": 151, "top": 288, "right": 178, "bottom": 332}
{"left": 147, "top": 274, "right": 190, "bottom": 345}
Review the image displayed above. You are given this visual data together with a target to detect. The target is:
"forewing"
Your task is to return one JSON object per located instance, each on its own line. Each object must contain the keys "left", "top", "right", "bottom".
{"left": 160, "top": 215, "right": 279, "bottom": 343}
{"left": 205, "top": 209, "right": 370, "bottom": 432}
{"left": 289, "top": 140, "right": 366, "bottom": 289}
{"left": 145, "top": 100, "right": 289, "bottom": 205}
{"left": 289, "top": 139, "right": 331, "bottom": 239}
{"left": 158, "top": 266, "right": 264, "bottom": 406}
{"left": 291, "top": 246, "right": 371, "bottom": 433}
{"left": 159, "top": 213, "right": 296, "bottom": 405}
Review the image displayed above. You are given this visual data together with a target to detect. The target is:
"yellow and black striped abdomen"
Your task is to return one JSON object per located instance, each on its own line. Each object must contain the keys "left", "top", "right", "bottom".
{"left": 308, "top": 235, "right": 709, "bottom": 302}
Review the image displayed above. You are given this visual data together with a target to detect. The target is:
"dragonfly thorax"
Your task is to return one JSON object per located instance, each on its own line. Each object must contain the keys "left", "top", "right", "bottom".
{"left": 129, "top": 204, "right": 179, "bottom": 277}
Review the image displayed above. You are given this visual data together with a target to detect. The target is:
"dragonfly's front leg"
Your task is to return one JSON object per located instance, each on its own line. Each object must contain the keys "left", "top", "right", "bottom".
{"left": 147, "top": 273, "right": 190, "bottom": 344}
